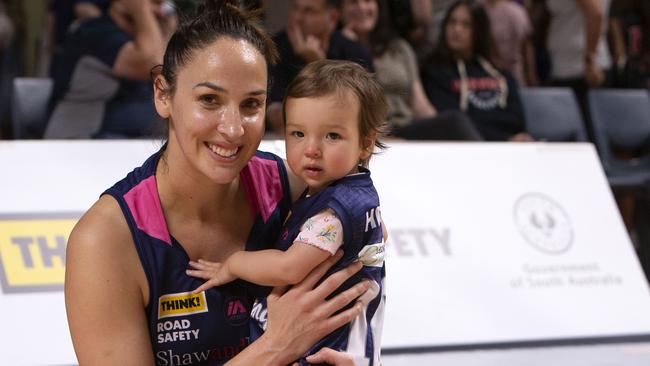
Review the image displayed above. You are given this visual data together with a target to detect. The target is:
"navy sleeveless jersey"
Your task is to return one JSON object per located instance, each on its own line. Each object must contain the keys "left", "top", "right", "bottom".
{"left": 103, "top": 149, "right": 291, "bottom": 366}
{"left": 250, "top": 169, "right": 386, "bottom": 366}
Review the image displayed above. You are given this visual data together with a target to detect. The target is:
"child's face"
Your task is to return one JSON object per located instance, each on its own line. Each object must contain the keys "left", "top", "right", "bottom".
{"left": 284, "top": 92, "right": 371, "bottom": 195}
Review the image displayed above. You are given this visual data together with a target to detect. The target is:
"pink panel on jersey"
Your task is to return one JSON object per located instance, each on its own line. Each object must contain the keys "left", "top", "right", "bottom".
{"left": 241, "top": 156, "right": 283, "bottom": 223}
{"left": 124, "top": 175, "right": 172, "bottom": 245}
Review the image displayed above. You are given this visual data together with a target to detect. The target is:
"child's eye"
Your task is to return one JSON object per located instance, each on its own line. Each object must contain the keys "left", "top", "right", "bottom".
{"left": 326, "top": 132, "right": 341, "bottom": 140}
{"left": 290, "top": 131, "right": 304, "bottom": 138}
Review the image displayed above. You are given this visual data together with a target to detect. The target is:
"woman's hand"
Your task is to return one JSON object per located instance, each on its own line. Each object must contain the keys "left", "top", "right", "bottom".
{"left": 305, "top": 347, "right": 355, "bottom": 365}
{"left": 261, "top": 250, "right": 370, "bottom": 364}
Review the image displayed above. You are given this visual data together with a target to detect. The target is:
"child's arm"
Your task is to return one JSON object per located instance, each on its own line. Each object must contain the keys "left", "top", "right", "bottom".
{"left": 188, "top": 243, "right": 331, "bottom": 293}
{"left": 188, "top": 209, "right": 344, "bottom": 292}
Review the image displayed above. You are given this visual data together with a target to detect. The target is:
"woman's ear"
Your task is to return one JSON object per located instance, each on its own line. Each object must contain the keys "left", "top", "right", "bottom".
{"left": 153, "top": 75, "right": 171, "bottom": 119}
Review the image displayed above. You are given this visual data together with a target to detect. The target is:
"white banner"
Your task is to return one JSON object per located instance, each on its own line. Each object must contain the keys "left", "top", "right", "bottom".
{"left": 0, "top": 141, "right": 649, "bottom": 365}
{"left": 370, "top": 143, "right": 650, "bottom": 349}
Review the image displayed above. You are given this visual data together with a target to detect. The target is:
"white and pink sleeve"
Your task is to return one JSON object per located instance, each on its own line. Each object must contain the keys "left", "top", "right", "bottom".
{"left": 295, "top": 209, "right": 344, "bottom": 255}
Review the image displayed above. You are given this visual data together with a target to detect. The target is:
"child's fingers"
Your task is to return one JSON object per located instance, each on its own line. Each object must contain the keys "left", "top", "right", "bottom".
{"left": 188, "top": 260, "right": 221, "bottom": 271}
{"left": 192, "top": 279, "right": 221, "bottom": 294}
{"left": 185, "top": 269, "right": 213, "bottom": 280}
{"left": 188, "top": 261, "right": 209, "bottom": 270}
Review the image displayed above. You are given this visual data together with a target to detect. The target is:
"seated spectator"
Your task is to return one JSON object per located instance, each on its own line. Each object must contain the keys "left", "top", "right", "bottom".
{"left": 44, "top": 0, "right": 176, "bottom": 139}
{"left": 266, "top": 0, "right": 373, "bottom": 134}
{"left": 46, "top": 0, "right": 109, "bottom": 75}
{"left": 47, "top": 1, "right": 108, "bottom": 51}
{"left": 421, "top": 0, "right": 532, "bottom": 141}
{"left": 341, "top": 0, "right": 481, "bottom": 140}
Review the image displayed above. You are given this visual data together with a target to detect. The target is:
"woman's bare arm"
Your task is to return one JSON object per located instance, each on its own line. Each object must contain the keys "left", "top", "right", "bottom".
{"left": 65, "top": 195, "right": 154, "bottom": 365}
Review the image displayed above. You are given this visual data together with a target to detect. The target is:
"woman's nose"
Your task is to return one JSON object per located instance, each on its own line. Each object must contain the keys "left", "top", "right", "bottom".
{"left": 217, "top": 107, "right": 244, "bottom": 139}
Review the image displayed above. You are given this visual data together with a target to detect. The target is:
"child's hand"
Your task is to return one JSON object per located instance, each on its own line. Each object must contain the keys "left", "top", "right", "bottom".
{"left": 186, "top": 259, "right": 236, "bottom": 293}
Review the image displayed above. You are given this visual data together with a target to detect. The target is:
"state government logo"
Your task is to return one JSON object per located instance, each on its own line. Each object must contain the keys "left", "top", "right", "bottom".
{"left": 514, "top": 193, "right": 573, "bottom": 255}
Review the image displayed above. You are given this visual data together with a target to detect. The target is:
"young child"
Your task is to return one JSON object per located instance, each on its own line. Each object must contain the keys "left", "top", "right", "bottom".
{"left": 187, "top": 59, "right": 388, "bottom": 365}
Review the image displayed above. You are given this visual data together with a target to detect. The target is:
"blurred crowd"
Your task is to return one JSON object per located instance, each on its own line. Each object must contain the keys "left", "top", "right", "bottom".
{"left": 0, "top": 0, "right": 646, "bottom": 142}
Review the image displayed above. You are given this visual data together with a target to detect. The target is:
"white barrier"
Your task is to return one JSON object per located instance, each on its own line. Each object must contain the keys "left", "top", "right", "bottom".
{"left": 0, "top": 141, "right": 649, "bottom": 365}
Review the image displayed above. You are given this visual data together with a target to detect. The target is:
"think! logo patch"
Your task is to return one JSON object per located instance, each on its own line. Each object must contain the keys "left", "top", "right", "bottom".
{"left": 158, "top": 291, "right": 209, "bottom": 319}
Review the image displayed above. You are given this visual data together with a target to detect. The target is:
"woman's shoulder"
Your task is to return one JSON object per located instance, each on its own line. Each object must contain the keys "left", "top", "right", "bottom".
{"left": 67, "top": 194, "right": 148, "bottom": 299}
{"left": 69, "top": 195, "right": 133, "bottom": 256}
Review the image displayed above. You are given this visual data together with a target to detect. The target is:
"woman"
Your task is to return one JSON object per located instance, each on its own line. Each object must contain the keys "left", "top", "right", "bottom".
{"left": 341, "top": 0, "right": 482, "bottom": 140}
{"left": 421, "top": 0, "right": 533, "bottom": 141}
{"left": 64, "top": 1, "right": 368, "bottom": 364}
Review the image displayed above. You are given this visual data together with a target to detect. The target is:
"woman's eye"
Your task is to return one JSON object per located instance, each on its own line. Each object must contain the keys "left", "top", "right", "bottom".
{"left": 199, "top": 95, "right": 217, "bottom": 105}
{"left": 243, "top": 99, "right": 263, "bottom": 110}
{"left": 326, "top": 132, "right": 341, "bottom": 140}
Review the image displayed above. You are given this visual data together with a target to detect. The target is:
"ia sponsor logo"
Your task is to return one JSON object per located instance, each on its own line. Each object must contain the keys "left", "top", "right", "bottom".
{"left": 0, "top": 213, "right": 80, "bottom": 293}
{"left": 224, "top": 297, "right": 249, "bottom": 326}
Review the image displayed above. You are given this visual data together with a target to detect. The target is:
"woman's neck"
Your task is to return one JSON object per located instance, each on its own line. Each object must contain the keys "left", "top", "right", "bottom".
{"left": 156, "top": 147, "right": 243, "bottom": 224}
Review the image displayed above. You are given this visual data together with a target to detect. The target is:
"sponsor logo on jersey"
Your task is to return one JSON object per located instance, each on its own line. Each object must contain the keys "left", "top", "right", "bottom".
{"left": 224, "top": 297, "right": 249, "bottom": 326}
{"left": 155, "top": 337, "right": 248, "bottom": 365}
{"left": 0, "top": 213, "right": 80, "bottom": 293}
{"left": 358, "top": 242, "right": 385, "bottom": 267}
{"left": 250, "top": 298, "right": 268, "bottom": 330}
{"left": 158, "top": 291, "right": 208, "bottom": 319}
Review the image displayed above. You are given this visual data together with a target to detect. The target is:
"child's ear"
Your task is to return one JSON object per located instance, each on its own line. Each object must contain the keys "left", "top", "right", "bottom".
{"left": 153, "top": 76, "right": 171, "bottom": 119}
{"left": 360, "top": 131, "right": 377, "bottom": 160}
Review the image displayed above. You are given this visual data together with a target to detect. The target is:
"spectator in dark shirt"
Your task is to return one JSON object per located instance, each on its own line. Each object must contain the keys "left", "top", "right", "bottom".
{"left": 266, "top": 0, "right": 373, "bottom": 134}
{"left": 46, "top": 0, "right": 109, "bottom": 75}
{"left": 421, "top": 0, "right": 532, "bottom": 141}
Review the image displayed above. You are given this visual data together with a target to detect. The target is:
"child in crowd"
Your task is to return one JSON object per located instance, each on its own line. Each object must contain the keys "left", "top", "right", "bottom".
{"left": 187, "top": 59, "right": 388, "bottom": 365}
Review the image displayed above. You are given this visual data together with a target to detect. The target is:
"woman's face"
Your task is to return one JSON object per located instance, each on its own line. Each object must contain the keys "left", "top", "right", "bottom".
{"left": 341, "top": 0, "right": 378, "bottom": 36}
{"left": 445, "top": 4, "right": 473, "bottom": 58}
{"left": 155, "top": 37, "right": 267, "bottom": 184}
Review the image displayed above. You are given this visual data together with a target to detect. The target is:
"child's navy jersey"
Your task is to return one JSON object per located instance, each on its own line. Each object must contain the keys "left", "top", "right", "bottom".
{"left": 103, "top": 148, "right": 291, "bottom": 365}
{"left": 250, "top": 169, "right": 386, "bottom": 366}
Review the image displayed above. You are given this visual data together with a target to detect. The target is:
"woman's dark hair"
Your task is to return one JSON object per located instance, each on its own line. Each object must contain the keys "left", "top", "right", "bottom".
{"left": 157, "top": 0, "right": 277, "bottom": 94}
{"left": 429, "top": 0, "right": 494, "bottom": 65}
{"left": 368, "top": 0, "right": 400, "bottom": 56}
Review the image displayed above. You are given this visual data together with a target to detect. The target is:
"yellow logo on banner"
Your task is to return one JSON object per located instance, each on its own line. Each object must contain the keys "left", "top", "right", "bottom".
{"left": 158, "top": 292, "right": 209, "bottom": 319}
{"left": 0, "top": 214, "right": 79, "bottom": 293}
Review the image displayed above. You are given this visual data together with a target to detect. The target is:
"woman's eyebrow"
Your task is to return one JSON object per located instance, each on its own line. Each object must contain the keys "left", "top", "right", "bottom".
{"left": 193, "top": 81, "right": 225, "bottom": 91}
{"left": 193, "top": 82, "right": 266, "bottom": 96}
